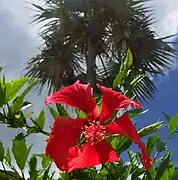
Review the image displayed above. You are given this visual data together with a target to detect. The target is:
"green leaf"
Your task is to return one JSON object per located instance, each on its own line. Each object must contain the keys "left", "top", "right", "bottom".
{"left": 128, "top": 108, "right": 149, "bottom": 119}
{"left": 0, "top": 113, "right": 5, "bottom": 122}
{"left": 163, "top": 112, "right": 171, "bottom": 122}
{"left": 172, "top": 168, "right": 178, "bottom": 180}
{"left": 76, "top": 109, "right": 87, "bottom": 118}
{"left": 56, "top": 104, "right": 68, "bottom": 116}
{"left": 48, "top": 106, "right": 58, "bottom": 119}
{"left": 0, "top": 82, "right": 5, "bottom": 107}
{"left": 160, "top": 170, "right": 169, "bottom": 180}
{"left": 5, "top": 148, "right": 11, "bottom": 166}
{"left": 128, "top": 151, "right": 139, "bottom": 166}
{"left": 5, "top": 77, "right": 29, "bottom": 103}
{"left": 155, "top": 152, "right": 171, "bottom": 180}
{"left": 0, "top": 141, "right": 4, "bottom": 161}
{"left": 113, "top": 71, "right": 125, "bottom": 89}
{"left": 0, "top": 66, "right": 3, "bottom": 73}
{"left": 122, "top": 165, "right": 132, "bottom": 180}
{"left": 60, "top": 173, "right": 70, "bottom": 180}
{"left": 111, "top": 136, "right": 132, "bottom": 154}
{"left": 168, "top": 114, "right": 178, "bottom": 134}
{"left": 43, "top": 163, "right": 51, "bottom": 180}
{"left": 131, "top": 168, "right": 145, "bottom": 180}
{"left": 147, "top": 166, "right": 157, "bottom": 180}
{"left": 11, "top": 79, "right": 38, "bottom": 112}
{"left": 35, "top": 109, "right": 45, "bottom": 130}
{"left": 147, "top": 135, "right": 159, "bottom": 156}
{"left": 125, "top": 48, "right": 133, "bottom": 69}
{"left": 29, "top": 156, "right": 38, "bottom": 179}
{"left": 35, "top": 154, "right": 50, "bottom": 168}
{"left": 0, "top": 169, "right": 22, "bottom": 180}
{"left": 156, "top": 137, "right": 167, "bottom": 152}
{"left": 138, "top": 121, "right": 164, "bottom": 137}
{"left": 167, "top": 161, "right": 174, "bottom": 178}
{"left": 12, "top": 133, "right": 32, "bottom": 170}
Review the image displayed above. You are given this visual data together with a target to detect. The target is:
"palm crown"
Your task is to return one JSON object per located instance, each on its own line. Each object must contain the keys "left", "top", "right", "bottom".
{"left": 25, "top": 0, "right": 176, "bottom": 101}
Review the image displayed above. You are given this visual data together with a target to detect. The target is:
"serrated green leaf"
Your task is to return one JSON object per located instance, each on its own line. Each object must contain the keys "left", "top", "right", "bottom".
{"left": 48, "top": 106, "right": 58, "bottom": 119}
{"left": 29, "top": 156, "right": 38, "bottom": 179}
{"left": 11, "top": 79, "right": 38, "bottom": 112}
{"left": 168, "top": 114, "right": 178, "bottom": 134}
{"left": 5, "top": 77, "right": 29, "bottom": 103}
{"left": 113, "top": 71, "right": 125, "bottom": 89}
{"left": 0, "top": 141, "right": 4, "bottom": 161}
{"left": 12, "top": 134, "right": 32, "bottom": 170}
{"left": 147, "top": 135, "right": 159, "bottom": 156}
{"left": 155, "top": 152, "right": 171, "bottom": 180}
{"left": 36, "top": 109, "right": 45, "bottom": 129}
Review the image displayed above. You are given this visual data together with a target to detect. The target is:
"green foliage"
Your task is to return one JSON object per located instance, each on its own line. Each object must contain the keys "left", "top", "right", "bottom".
{"left": 156, "top": 137, "right": 167, "bottom": 152}
{"left": 155, "top": 152, "right": 172, "bottom": 180}
{"left": 138, "top": 121, "right": 164, "bottom": 137}
{"left": 11, "top": 79, "right": 38, "bottom": 113}
{"left": 12, "top": 133, "right": 32, "bottom": 170}
{"left": 35, "top": 109, "right": 45, "bottom": 129}
{"left": 48, "top": 106, "right": 58, "bottom": 119}
{"left": 164, "top": 113, "right": 178, "bottom": 134}
{"left": 29, "top": 156, "right": 38, "bottom": 179}
{"left": 4, "top": 78, "right": 29, "bottom": 104}
{"left": 56, "top": 104, "right": 68, "bottom": 116}
{"left": 113, "top": 49, "right": 133, "bottom": 89}
{"left": 0, "top": 141, "right": 4, "bottom": 161}
{"left": 147, "top": 135, "right": 159, "bottom": 156}
{"left": 0, "top": 70, "right": 178, "bottom": 180}
{"left": 0, "top": 170, "right": 22, "bottom": 180}
{"left": 5, "top": 148, "right": 11, "bottom": 166}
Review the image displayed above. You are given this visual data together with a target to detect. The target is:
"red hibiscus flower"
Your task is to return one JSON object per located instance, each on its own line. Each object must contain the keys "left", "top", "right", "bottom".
{"left": 45, "top": 81, "right": 152, "bottom": 172}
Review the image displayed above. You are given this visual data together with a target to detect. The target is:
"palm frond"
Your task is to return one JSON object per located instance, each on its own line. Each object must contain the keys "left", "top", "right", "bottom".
{"left": 25, "top": 0, "right": 176, "bottom": 102}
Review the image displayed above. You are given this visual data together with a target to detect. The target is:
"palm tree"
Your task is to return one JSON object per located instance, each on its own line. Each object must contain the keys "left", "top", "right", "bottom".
{"left": 25, "top": 0, "right": 176, "bottom": 101}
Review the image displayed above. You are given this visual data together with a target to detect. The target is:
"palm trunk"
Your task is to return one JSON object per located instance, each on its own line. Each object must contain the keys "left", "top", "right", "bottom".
{"left": 86, "top": 39, "right": 97, "bottom": 87}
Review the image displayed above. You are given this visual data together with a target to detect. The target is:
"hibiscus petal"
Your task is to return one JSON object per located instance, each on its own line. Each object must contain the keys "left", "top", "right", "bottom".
{"left": 105, "top": 114, "right": 152, "bottom": 169}
{"left": 65, "top": 140, "right": 120, "bottom": 172}
{"left": 97, "top": 84, "right": 142, "bottom": 122}
{"left": 45, "top": 81, "right": 99, "bottom": 119}
{"left": 45, "top": 116, "right": 85, "bottom": 171}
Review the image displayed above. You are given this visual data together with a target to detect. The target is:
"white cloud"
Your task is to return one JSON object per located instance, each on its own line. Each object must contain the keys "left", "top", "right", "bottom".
{"left": 150, "top": 0, "right": 178, "bottom": 37}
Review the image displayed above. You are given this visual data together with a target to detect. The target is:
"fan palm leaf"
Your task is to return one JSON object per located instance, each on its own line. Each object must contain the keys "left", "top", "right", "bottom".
{"left": 25, "top": 0, "right": 176, "bottom": 101}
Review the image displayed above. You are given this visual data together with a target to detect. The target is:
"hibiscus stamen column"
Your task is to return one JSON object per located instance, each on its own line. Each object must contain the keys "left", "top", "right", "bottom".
{"left": 83, "top": 121, "right": 106, "bottom": 145}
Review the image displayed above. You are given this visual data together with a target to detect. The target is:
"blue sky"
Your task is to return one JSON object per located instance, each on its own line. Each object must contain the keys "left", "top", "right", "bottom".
{"left": 0, "top": 0, "right": 178, "bottom": 169}
{"left": 138, "top": 37, "right": 178, "bottom": 164}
